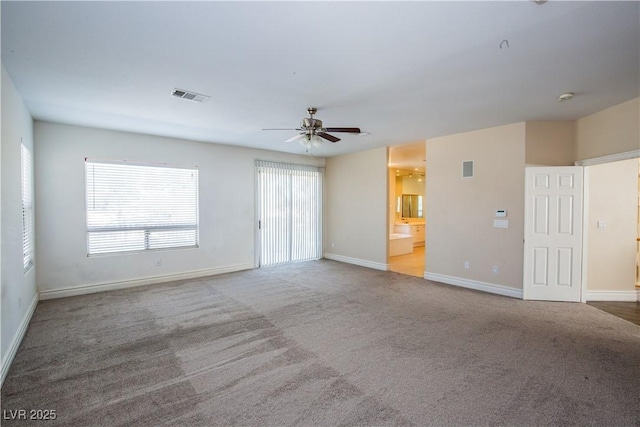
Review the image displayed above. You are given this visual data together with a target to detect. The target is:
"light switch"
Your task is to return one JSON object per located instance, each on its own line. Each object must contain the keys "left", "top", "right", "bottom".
{"left": 493, "top": 219, "right": 509, "bottom": 228}
{"left": 597, "top": 220, "right": 606, "bottom": 229}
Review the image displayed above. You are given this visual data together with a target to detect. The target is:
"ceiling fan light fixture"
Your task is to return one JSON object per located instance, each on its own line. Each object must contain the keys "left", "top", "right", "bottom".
{"left": 299, "top": 133, "right": 322, "bottom": 148}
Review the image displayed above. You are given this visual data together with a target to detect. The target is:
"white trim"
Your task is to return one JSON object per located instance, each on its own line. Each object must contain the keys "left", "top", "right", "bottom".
{"left": 323, "top": 253, "right": 388, "bottom": 271}
{"left": 38, "top": 263, "right": 254, "bottom": 300}
{"left": 575, "top": 149, "right": 640, "bottom": 167}
{"left": 580, "top": 167, "right": 590, "bottom": 303}
{"left": 424, "top": 272, "right": 523, "bottom": 299}
{"left": 586, "top": 290, "right": 639, "bottom": 302}
{"left": 1, "top": 293, "right": 38, "bottom": 386}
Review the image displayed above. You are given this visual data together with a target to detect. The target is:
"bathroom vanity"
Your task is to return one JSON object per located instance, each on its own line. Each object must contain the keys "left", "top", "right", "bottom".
{"left": 394, "top": 222, "right": 425, "bottom": 247}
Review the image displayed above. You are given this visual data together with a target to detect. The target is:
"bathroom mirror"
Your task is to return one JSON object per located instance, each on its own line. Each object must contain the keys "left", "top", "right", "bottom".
{"left": 402, "top": 194, "right": 423, "bottom": 218}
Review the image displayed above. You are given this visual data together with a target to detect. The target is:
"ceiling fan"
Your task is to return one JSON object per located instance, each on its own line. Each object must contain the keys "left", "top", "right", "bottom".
{"left": 263, "top": 107, "right": 361, "bottom": 146}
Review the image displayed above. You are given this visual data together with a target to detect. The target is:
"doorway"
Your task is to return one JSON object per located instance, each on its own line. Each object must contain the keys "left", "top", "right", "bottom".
{"left": 582, "top": 157, "right": 638, "bottom": 300}
{"left": 256, "top": 160, "right": 323, "bottom": 267}
{"left": 388, "top": 142, "right": 426, "bottom": 277}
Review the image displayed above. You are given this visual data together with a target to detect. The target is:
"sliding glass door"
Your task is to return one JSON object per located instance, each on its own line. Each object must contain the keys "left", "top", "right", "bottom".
{"left": 256, "top": 160, "right": 322, "bottom": 267}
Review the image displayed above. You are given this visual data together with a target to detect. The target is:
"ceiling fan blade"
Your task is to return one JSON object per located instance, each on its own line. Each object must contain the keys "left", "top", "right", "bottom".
{"left": 318, "top": 132, "right": 340, "bottom": 143}
{"left": 324, "top": 127, "right": 361, "bottom": 133}
{"left": 284, "top": 133, "right": 306, "bottom": 143}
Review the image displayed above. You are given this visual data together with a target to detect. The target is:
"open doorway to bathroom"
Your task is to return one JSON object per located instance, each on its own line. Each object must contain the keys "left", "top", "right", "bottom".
{"left": 388, "top": 142, "right": 426, "bottom": 277}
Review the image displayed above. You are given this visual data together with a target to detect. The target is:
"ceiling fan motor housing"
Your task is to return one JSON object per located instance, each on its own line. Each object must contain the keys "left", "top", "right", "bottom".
{"left": 301, "top": 118, "right": 322, "bottom": 130}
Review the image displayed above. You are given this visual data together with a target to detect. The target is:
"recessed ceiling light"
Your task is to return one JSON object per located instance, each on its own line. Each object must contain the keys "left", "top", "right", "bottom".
{"left": 557, "top": 92, "right": 574, "bottom": 102}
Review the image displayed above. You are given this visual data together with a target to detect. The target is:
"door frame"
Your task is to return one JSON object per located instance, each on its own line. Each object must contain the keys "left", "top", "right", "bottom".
{"left": 580, "top": 167, "right": 589, "bottom": 302}
{"left": 254, "top": 160, "right": 324, "bottom": 268}
{"left": 575, "top": 149, "right": 640, "bottom": 302}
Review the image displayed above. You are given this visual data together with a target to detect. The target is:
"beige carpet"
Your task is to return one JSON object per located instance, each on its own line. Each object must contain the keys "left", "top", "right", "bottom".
{"left": 2, "top": 260, "right": 639, "bottom": 426}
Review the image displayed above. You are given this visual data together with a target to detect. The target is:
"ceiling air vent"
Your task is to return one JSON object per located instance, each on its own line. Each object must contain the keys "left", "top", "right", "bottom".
{"left": 171, "top": 88, "right": 210, "bottom": 103}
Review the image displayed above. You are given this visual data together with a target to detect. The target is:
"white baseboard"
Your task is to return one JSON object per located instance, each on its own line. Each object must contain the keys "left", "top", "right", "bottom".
{"left": 1, "top": 293, "right": 39, "bottom": 387}
{"left": 323, "top": 253, "right": 388, "bottom": 271}
{"left": 585, "top": 290, "right": 639, "bottom": 302}
{"left": 424, "top": 272, "right": 523, "bottom": 299}
{"left": 39, "top": 263, "right": 255, "bottom": 300}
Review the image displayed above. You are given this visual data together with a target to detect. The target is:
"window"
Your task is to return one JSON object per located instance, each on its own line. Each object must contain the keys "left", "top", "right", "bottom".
{"left": 85, "top": 160, "right": 199, "bottom": 255}
{"left": 21, "top": 144, "right": 34, "bottom": 271}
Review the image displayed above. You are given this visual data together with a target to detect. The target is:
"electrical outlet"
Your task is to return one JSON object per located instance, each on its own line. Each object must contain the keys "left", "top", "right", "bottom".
{"left": 493, "top": 265, "right": 499, "bottom": 273}
{"left": 464, "top": 261, "right": 470, "bottom": 269}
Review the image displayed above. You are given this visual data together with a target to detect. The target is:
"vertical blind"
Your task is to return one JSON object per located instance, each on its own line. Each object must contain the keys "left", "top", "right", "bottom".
{"left": 85, "top": 159, "right": 199, "bottom": 255}
{"left": 257, "top": 160, "right": 322, "bottom": 266}
{"left": 21, "top": 144, "right": 34, "bottom": 271}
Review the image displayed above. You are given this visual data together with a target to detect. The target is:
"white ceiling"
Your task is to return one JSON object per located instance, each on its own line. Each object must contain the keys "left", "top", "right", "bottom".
{"left": 2, "top": 1, "right": 638, "bottom": 161}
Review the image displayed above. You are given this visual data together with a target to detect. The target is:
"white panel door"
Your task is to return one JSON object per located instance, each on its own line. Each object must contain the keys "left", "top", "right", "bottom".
{"left": 523, "top": 167, "right": 583, "bottom": 301}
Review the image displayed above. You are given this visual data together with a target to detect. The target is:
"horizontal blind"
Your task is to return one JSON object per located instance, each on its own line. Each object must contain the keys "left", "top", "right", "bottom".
{"left": 257, "top": 160, "right": 322, "bottom": 267}
{"left": 85, "top": 160, "right": 199, "bottom": 255}
{"left": 21, "top": 144, "right": 34, "bottom": 270}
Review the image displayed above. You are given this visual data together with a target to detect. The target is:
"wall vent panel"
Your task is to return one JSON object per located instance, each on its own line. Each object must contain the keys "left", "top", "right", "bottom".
{"left": 462, "top": 161, "right": 474, "bottom": 178}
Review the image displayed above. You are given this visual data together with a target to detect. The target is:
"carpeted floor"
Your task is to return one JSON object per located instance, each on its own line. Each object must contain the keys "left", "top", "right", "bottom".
{"left": 2, "top": 260, "right": 639, "bottom": 426}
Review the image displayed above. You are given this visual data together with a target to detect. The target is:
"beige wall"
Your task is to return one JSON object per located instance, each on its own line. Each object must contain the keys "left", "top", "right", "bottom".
{"left": 325, "top": 148, "right": 388, "bottom": 267}
{"left": 1, "top": 65, "right": 37, "bottom": 381}
{"left": 586, "top": 158, "right": 638, "bottom": 292}
{"left": 525, "top": 121, "right": 575, "bottom": 166}
{"left": 576, "top": 97, "right": 640, "bottom": 161}
{"left": 426, "top": 123, "right": 526, "bottom": 289}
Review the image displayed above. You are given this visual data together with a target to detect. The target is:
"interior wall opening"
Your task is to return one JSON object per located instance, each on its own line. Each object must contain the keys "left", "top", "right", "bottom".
{"left": 388, "top": 142, "right": 426, "bottom": 277}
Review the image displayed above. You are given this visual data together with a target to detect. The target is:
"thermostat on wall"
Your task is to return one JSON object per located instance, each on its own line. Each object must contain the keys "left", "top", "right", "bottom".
{"left": 495, "top": 210, "right": 507, "bottom": 217}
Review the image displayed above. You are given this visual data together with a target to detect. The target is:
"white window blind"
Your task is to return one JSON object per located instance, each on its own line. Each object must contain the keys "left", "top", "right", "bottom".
{"left": 257, "top": 160, "right": 322, "bottom": 267}
{"left": 21, "top": 144, "right": 34, "bottom": 271}
{"left": 85, "top": 160, "right": 199, "bottom": 255}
